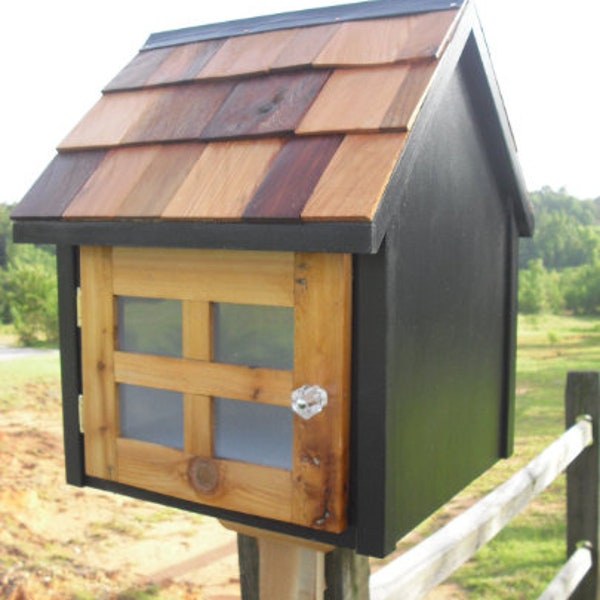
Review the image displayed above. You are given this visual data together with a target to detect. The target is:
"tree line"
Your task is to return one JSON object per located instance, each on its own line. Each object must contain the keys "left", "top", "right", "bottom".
{"left": 518, "top": 187, "right": 600, "bottom": 314}
{"left": 0, "top": 204, "right": 58, "bottom": 345}
{"left": 1, "top": 187, "right": 599, "bottom": 345}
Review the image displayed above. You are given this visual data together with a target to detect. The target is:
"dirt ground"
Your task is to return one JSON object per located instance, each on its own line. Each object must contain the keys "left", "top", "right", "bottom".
{"left": 0, "top": 357, "right": 463, "bottom": 599}
{"left": 0, "top": 368, "right": 241, "bottom": 599}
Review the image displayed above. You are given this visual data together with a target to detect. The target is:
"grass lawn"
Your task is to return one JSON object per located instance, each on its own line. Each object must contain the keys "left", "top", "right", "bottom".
{"left": 448, "top": 314, "right": 600, "bottom": 598}
{"left": 0, "top": 352, "right": 60, "bottom": 411}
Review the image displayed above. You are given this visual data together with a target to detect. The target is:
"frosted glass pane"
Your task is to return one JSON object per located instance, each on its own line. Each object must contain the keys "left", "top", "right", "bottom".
{"left": 214, "top": 397, "right": 292, "bottom": 469}
{"left": 119, "top": 384, "right": 183, "bottom": 449}
{"left": 214, "top": 303, "right": 293, "bottom": 370}
{"left": 118, "top": 297, "right": 181, "bottom": 357}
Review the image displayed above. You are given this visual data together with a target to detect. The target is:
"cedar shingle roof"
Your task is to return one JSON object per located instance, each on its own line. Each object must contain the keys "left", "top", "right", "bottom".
{"left": 13, "top": 0, "right": 462, "bottom": 224}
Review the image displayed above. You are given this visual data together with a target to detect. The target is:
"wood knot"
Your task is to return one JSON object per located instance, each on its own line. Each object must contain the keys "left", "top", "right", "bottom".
{"left": 257, "top": 91, "right": 284, "bottom": 114}
{"left": 188, "top": 456, "right": 220, "bottom": 495}
{"left": 258, "top": 101, "right": 275, "bottom": 114}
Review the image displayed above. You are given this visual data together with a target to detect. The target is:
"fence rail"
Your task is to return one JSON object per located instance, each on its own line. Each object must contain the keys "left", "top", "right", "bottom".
{"left": 370, "top": 371, "right": 600, "bottom": 600}
{"left": 538, "top": 544, "right": 593, "bottom": 600}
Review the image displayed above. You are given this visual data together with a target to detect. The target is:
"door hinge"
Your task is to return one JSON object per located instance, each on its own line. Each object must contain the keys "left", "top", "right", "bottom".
{"left": 78, "top": 394, "right": 84, "bottom": 434}
{"left": 76, "top": 287, "right": 82, "bottom": 328}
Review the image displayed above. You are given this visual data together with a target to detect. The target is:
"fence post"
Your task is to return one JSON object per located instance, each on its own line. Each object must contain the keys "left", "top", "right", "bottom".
{"left": 566, "top": 371, "right": 600, "bottom": 600}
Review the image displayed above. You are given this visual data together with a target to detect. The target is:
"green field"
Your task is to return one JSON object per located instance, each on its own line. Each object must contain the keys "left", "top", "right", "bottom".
{"left": 0, "top": 351, "right": 60, "bottom": 410}
{"left": 444, "top": 314, "right": 600, "bottom": 598}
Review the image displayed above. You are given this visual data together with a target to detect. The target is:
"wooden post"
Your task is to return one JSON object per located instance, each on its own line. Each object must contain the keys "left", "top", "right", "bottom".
{"left": 258, "top": 538, "right": 325, "bottom": 599}
{"left": 237, "top": 534, "right": 370, "bottom": 599}
{"left": 238, "top": 534, "right": 259, "bottom": 600}
{"left": 324, "top": 547, "right": 371, "bottom": 600}
{"left": 566, "top": 371, "right": 600, "bottom": 600}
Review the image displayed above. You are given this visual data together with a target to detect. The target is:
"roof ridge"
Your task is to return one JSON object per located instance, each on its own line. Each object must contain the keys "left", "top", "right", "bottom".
{"left": 143, "top": 0, "right": 462, "bottom": 50}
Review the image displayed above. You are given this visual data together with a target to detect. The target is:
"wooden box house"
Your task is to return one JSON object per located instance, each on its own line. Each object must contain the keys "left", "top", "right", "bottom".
{"left": 11, "top": 0, "right": 533, "bottom": 557}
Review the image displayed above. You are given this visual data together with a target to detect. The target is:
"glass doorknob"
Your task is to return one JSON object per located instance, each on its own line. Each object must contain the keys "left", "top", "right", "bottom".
{"left": 291, "top": 385, "right": 328, "bottom": 420}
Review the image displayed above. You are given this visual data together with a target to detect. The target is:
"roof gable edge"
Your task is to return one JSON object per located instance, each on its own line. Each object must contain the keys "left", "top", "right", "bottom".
{"left": 374, "top": 0, "right": 533, "bottom": 239}
{"left": 465, "top": 15, "right": 534, "bottom": 236}
{"left": 143, "top": 0, "right": 463, "bottom": 50}
{"left": 371, "top": 0, "right": 472, "bottom": 240}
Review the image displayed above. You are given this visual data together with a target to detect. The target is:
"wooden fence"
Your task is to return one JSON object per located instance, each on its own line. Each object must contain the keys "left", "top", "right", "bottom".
{"left": 238, "top": 371, "right": 600, "bottom": 599}
{"left": 369, "top": 371, "right": 600, "bottom": 600}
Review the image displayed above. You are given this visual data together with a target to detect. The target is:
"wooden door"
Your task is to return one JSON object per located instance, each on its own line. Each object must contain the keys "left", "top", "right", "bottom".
{"left": 79, "top": 246, "right": 351, "bottom": 532}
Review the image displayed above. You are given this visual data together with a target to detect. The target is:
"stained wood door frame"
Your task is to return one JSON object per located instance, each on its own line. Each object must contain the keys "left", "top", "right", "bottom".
{"left": 79, "top": 246, "right": 351, "bottom": 532}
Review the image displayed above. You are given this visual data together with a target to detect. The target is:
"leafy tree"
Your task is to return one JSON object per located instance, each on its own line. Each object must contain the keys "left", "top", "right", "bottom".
{"left": 518, "top": 260, "right": 563, "bottom": 314}
{"left": 519, "top": 187, "right": 600, "bottom": 270}
{"left": 517, "top": 187, "right": 600, "bottom": 315}
{"left": 530, "top": 187, "right": 597, "bottom": 223}
{"left": 562, "top": 261, "right": 600, "bottom": 315}
{"left": 1, "top": 244, "right": 58, "bottom": 345}
{"left": 0, "top": 204, "right": 12, "bottom": 269}
{"left": 0, "top": 205, "right": 14, "bottom": 322}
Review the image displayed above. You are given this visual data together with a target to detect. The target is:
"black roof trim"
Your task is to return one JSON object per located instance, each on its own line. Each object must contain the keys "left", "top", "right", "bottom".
{"left": 143, "top": 0, "right": 462, "bottom": 50}
{"left": 12, "top": 219, "right": 382, "bottom": 254}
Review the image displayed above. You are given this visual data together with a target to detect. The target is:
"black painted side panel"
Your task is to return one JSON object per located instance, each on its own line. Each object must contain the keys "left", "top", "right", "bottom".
{"left": 356, "top": 57, "right": 515, "bottom": 556}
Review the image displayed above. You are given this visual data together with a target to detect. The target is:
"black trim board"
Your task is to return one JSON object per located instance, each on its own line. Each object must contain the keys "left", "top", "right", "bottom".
{"left": 85, "top": 476, "right": 357, "bottom": 549}
{"left": 13, "top": 219, "right": 382, "bottom": 254}
{"left": 500, "top": 215, "right": 519, "bottom": 457}
{"left": 56, "top": 246, "right": 85, "bottom": 486}
{"left": 144, "top": 0, "right": 463, "bottom": 49}
{"left": 462, "top": 21, "right": 533, "bottom": 235}
{"left": 353, "top": 248, "right": 389, "bottom": 556}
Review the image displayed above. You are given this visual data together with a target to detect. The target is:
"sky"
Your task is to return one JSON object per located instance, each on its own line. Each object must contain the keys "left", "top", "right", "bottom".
{"left": 0, "top": 0, "right": 598, "bottom": 206}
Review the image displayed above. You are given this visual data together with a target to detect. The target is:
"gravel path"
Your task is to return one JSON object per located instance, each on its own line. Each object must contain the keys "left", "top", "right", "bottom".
{"left": 0, "top": 346, "right": 59, "bottom": 361}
